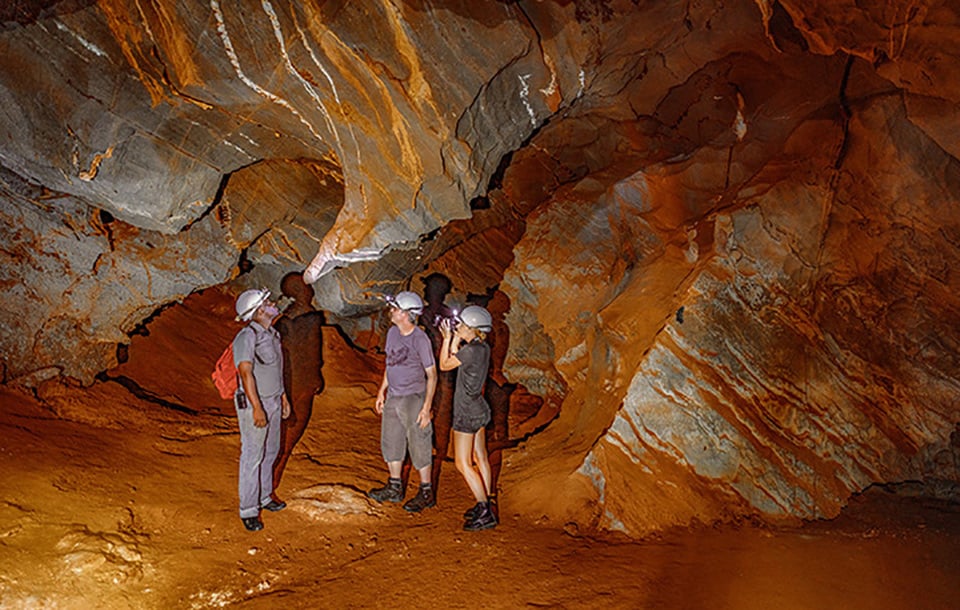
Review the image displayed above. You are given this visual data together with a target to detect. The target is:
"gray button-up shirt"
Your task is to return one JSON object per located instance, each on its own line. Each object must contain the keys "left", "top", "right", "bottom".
{"left": 232, "top": 321, "right": 284, "bottom": 399}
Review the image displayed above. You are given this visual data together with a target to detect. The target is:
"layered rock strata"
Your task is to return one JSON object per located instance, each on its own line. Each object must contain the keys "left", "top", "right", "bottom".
{"left": 0, "top": 0, "right": 957, "bottom": 535}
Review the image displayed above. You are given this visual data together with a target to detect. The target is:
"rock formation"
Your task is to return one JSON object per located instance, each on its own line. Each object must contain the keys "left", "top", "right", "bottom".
{"left": 0, "top": 0, "right": 957, "bottom": 535}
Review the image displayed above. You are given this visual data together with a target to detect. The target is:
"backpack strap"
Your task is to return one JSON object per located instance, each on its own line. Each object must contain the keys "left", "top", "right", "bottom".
{"left": 237, "top": 323, "right": 266, "bottom": 395}
{"left": 249, "top": 323, "right": 266, "bottom": 365}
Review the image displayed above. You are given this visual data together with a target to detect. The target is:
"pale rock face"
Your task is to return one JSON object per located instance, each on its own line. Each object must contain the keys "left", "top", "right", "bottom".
{"left": 1, "top": 0, "right": 958, "bottom": 535}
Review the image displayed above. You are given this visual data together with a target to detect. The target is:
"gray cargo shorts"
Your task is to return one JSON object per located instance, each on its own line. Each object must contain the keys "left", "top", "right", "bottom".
{"left": 381, "top": 392, "right": 433, "bottom": 470}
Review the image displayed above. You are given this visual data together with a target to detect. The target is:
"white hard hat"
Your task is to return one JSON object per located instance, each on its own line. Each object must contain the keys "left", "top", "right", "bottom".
{"left": 235, "top": 288, "right": 270, "bottom": 322}
{"left": 458, "top": 305, "right": 493, "bottom": 332}
{"left": 387, "top": 291, "right": 424, "bottom": 315}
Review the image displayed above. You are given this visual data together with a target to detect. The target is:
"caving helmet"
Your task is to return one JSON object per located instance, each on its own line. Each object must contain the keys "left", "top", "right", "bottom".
{"left": 235, "top": 288, "right": 270, "bottom": 322}
{"left": 386, "top": 291, "right": 425, "bottom": 315}
{"left": 457, "top": 305, "right": 493, "bottom": 332}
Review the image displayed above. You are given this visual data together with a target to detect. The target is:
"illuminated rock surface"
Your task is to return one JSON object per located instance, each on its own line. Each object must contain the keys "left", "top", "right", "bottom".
{"left": 0, "top": 0, "right": 958, "bottom": 540}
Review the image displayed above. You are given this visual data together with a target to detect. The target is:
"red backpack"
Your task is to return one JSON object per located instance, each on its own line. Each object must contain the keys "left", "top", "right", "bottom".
{"left": 211, "top": 325, "right": 261, "bottom": 399}
{"left": 211, "top": 343, "right": 239, "bottom": 399}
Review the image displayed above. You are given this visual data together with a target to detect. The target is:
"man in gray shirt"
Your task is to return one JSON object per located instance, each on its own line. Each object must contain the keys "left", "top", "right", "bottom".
{"left": 368, "top": 291, "right": 438, "bottom": 512}
{"left": 233, "top": 288, "right": 291, "bottom": 532}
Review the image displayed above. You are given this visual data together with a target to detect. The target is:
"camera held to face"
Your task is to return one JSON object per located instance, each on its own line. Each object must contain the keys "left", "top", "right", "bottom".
{"left": 436, "top": 312, "right": 459, "bottom": 333}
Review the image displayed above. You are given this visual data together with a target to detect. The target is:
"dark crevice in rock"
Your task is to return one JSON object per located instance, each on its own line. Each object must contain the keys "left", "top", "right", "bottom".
{"left": 466, "top": 106, "right": 549, "bottom": 210}
{"left": 96, "top": 209, "right": 116, "bottom": 251}
{"left": 115, "top": 343, "right": 128, "bottom": 365}
{"left": 127, "top": 301, "right": 177, "bottom": 338}
{"left": 834, "top": 54, "right": 855, "bottom": 170}
{"left": 723, "top": 145, "right": 734, "bottom": 191}
{"left": 512, "top": 1, "right": 548, "bottom": 75}
{"left": 482, "top": 149, "right": 515, "bottom": 195}
{"left": 811, "top": 53, "right": 856, "bottom": 289}
{"left": 768, "top": 1, "right": 809, "bottom": 52}
{"left": 183, "top": 167, "right": 239, "bottom": 233}
{"left": 237, "top": 248, "right": 255, "bottom": 275}
{"left": 95, "top": 372, "right": 198, "bottom": 416}
{"left": 469, "top": 195, "right": 490, "bottom": 210}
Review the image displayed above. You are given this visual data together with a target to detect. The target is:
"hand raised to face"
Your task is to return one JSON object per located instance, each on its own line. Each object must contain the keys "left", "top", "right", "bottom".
{"left": 439, "top": 317, "right": 455, "bottom": 338}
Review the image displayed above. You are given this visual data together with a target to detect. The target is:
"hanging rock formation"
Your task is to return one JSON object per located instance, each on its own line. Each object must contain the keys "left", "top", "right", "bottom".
{"left": 0, "top": 0, "right": 958, "bottom": 535}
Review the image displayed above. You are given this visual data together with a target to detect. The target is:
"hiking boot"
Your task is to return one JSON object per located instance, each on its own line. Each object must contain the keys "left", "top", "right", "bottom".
{"left": 368, "top": 477, "right": 404, "bottom": 503}
{"left": 463, "top": 502, "right": 497, "bottom": 531}
{"left": 403, "top": 484, "right": 436, "bottom": 512}
{"left": 463, "top": 502, "right": 484, "bottom": 520}
{"left": 241, "top": 516, "right": 263, "bottom": 531}
{"left": 262, "top": 499, "right": 286, "bottom": 512}
{"left": 463, "top": 496, "right": 496, "bottom": 519}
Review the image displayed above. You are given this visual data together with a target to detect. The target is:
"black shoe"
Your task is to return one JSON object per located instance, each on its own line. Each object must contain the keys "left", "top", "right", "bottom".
{"left": 368, "top": 478, "right": 405, "bottom": 503}
{"left": 241, "top": 516, "right": 263, "bottom": 531}
{"left": 262, "top": 499, "right": 286, "bottom": 512}
{"left": 403, "top": 484, "right": 436, "bottom": 512}
{"left": 463, "top": 503, "right": 497, "bottom": 531}
{"left": 463, "top": 502, "right": 484, "bottom": 520}
{"left": 463, "top": 497, "right": 496, "bottom": 519}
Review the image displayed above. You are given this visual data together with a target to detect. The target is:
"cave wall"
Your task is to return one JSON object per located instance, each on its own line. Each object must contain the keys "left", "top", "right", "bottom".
{"left": 0, "top": 0, "right": 560, "bottom": 380}
{"left": 1, "top": 0, "right": 958, "bottom": 535}
{"left": 495, "top": 0, "right": 960, "bottom": 532}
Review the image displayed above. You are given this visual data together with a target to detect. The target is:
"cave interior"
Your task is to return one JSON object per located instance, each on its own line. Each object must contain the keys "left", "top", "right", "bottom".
{"left": 1, "top": 0, "right": 959, "bottom": 606}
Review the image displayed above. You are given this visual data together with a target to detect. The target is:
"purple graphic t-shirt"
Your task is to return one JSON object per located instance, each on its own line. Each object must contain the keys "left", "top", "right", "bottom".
{"left": 384, "top": 326, "right": 435, "bottom": 397}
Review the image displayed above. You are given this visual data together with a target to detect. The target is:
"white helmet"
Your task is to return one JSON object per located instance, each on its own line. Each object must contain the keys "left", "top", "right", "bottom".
{"left": 458, "top": 305, "right": 493, "bottom": 332}
{"left": 388, "top": 291, "right": 424, "bottom": 315}
{"left": 235, "top": 288, "right": 270, "bottom": 322}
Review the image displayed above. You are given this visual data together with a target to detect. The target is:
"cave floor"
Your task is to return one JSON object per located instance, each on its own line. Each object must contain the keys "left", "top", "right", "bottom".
{"left": 1, "top": 343, "right": 958, "bottom": 609}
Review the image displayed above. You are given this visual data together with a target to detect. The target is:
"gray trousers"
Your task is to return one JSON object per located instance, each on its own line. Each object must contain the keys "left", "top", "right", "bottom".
{"left": 381, "top": 392, "right": 433, "bottom": 471}
{"left": 236, "top": 393, "right": 282, "bottom": 518}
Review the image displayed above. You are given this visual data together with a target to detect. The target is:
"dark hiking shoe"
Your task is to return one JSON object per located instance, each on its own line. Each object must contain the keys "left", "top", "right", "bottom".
{"left": 463, "top": 496, "right": 497, "bottom": 519}
{"left": 463, "top": 502, "right": 485, "bottom": 520}
{"left": 241, "top": 516, "right": 263, "bottom": 531}
{"left": 463, "top": 503, "right": 497, "bottom": 531}
{"left": 262, "top": 499, "right": 286, "bottom": 512}
{"left": 403, "top": 484, "right": 436, "bottom": 512}
{"left": 368, "top": 478, "right": 404, "bottom": 503}
{"left": 463, "top": 495, "right": 497, "bottom": 519}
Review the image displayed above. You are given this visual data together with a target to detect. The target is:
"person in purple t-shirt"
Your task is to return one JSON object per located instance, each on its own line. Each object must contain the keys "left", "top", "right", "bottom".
{"left": 367, "top": 291, "right": 438, "bottom": 512}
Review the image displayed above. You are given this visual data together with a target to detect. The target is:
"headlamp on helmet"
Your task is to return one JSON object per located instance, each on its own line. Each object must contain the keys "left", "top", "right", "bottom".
{"left": 386, "top": 291, "right": 424, "bottom": 315}
{"left": 457, "top": 305, "right": 493, "bottom": 332}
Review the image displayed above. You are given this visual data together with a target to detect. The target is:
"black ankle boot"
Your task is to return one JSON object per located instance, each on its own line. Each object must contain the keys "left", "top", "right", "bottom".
{"left": 463, "top": 501, "right": 497, "bottom": 531}
{"left": 403, "top": 483, "right": 436, "bottom": 512}
{"left": 464, "top": 495, "right": 496, "bottom": 519}
{"left": 463, "top": 502, "right": 482, "bottom": 520}
{"left": 368, "top": 477, "right": 404, "bottom": 503}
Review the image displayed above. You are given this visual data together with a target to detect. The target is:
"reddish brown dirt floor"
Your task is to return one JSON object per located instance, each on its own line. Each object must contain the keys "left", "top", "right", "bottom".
{"left": 1, "top": 291, "right": 958, "bottom": 609}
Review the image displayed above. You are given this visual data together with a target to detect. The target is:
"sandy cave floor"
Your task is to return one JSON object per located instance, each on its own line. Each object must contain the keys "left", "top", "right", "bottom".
{"left": 1, "top": 296, "right": 959, "bottom": 609}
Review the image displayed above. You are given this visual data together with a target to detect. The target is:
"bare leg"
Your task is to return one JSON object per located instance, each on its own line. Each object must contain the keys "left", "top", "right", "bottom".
{"left": 417, "top": 463, "right": 432, "bottom": 487}
{"left": 472, "top": 427, "right": 492, "bottom": 497}
{"left": 387, "top": 460, "right": 403, "bottom": 479}
{"left": 454, "top": 431, "right": 486, "bottom": 502}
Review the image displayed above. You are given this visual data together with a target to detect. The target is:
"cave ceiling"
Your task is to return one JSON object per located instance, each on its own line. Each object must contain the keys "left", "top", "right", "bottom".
{"left": 1, "top": 0, "right": 958, "bottom": 535}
